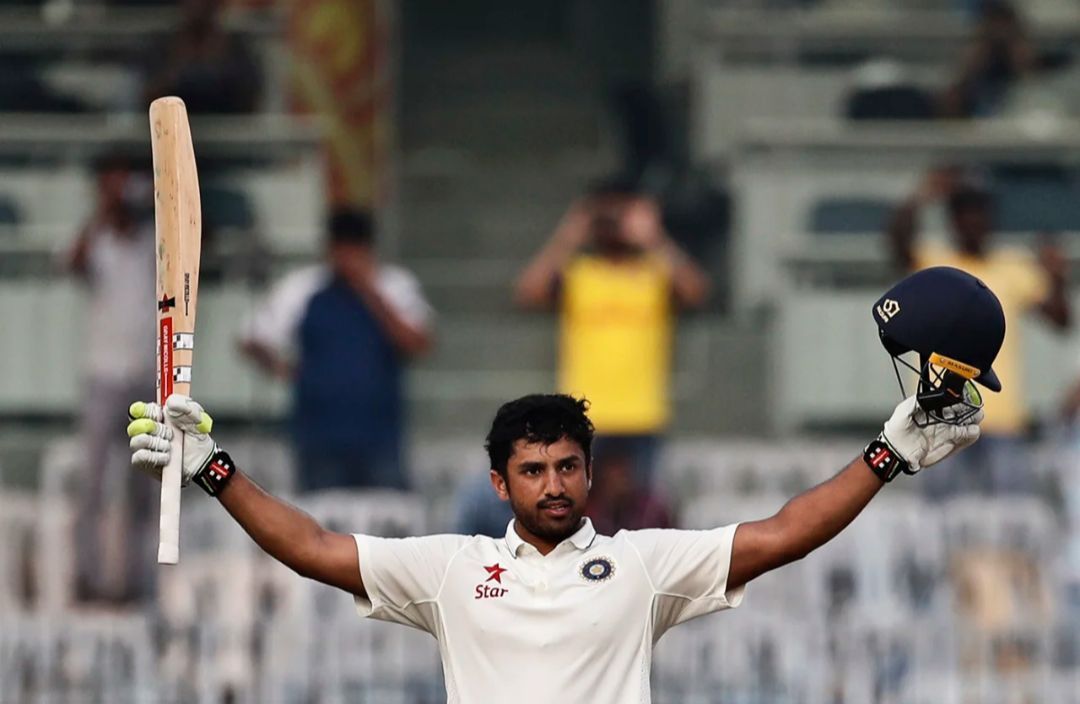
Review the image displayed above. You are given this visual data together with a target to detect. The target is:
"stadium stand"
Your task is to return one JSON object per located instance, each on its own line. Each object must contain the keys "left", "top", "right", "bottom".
{"left": 5, "top": 434, "right": 1080, "bottom": 701}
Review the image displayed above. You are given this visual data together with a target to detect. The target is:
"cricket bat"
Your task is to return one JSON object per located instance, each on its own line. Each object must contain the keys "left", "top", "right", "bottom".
{"left": 150, "top": 97, "right": 202, "bottom": 565}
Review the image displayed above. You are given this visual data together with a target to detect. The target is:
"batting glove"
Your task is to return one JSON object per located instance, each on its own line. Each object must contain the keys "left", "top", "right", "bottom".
{"left": 127, "top": 395, "right": 237, "bottom": 496}
{"left": 863, "top": 395, "right": 983, "bottom": 482}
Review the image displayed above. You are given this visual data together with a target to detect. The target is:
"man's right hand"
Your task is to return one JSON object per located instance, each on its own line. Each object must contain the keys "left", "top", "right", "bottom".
{"left": 552, "top": 199, "right": 594, "bottom": 250}
{"left": 127, "top": 395, "right": 223, "bottom": 491}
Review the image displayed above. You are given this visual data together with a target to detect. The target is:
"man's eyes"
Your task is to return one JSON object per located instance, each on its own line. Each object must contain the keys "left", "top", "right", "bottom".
{"left": 520, "top": 462, "right": 579, "bottom": 475}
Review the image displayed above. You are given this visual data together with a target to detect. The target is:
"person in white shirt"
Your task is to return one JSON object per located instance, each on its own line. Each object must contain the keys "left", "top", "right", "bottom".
{"left": 66, "top": 152, "right": 156, "bottom": 604}
{"left": 127, "top": 382, "right": 982, "bottom": 702}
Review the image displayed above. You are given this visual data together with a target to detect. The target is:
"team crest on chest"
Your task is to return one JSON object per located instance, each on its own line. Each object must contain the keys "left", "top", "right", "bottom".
{"left": 579, "top": 556, "right": 616, "bottom": 583}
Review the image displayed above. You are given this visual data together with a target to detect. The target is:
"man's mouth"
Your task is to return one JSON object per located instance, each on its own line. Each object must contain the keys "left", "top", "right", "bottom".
{"left": 539, "top": 500, "right": 572, "bottom": 518}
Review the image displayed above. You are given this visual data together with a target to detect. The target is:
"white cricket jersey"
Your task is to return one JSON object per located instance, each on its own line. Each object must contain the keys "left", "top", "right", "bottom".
{"left": 353, "top": 518, "right": 744, "bottom": 703}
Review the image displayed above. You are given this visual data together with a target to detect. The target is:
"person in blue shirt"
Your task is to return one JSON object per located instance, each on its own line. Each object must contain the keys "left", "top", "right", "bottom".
{"left": 240, "top": 209, "right": 433, "bottom": 491}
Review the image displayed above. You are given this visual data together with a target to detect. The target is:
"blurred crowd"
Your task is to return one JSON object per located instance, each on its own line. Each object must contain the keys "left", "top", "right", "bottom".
{"left": 845, "top": 2, "right": 1055, "bottom": 121}
{"left": 2, "top": 0, "right": 263, "bottom": 115}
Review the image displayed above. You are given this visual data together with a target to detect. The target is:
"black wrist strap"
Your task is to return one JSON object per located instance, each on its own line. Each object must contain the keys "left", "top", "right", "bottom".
{"left": 193, "top": 449, "right": 237, "bottom": 497}
{"left": 863, "top": 436, "right": 909, "bottom": 483}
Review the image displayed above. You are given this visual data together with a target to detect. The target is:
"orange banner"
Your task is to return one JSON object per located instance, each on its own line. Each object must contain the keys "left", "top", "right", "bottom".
{"left": 287, "top": 0, "right": 394, "bottom": 209}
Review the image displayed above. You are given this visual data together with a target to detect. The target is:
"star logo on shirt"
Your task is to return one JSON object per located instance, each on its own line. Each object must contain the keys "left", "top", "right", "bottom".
{"left": 484, "top": 563, "right": 508, "bottom": 584}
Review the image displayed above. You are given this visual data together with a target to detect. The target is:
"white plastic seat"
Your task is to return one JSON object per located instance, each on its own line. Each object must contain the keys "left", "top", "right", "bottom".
{"left": 0, "top": 612, "right": 157, "bottom": 704}
{"left": 0, "top": 491, "right": 37, "bottom": 612}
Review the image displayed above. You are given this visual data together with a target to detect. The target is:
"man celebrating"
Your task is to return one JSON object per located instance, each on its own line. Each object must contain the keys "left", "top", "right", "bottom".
{"left": 129, "top": 268, "right": 999, "bottom": 703}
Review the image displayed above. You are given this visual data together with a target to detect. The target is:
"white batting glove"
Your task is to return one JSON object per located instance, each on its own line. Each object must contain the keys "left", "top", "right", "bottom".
{"left": 867, "top": 395, "right": 982, "bottom": 482}
{"left": 127, "top": 395, "right": 218, "bottom": 487}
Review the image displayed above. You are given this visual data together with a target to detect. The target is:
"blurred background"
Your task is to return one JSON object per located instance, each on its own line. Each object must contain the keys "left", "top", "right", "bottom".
{"left": 4, "top": 0, "right": 1080, "bottom": 701}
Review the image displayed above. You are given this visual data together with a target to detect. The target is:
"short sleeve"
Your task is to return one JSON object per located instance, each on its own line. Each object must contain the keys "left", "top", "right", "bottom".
{"left": 241, "top": 266, "right": 326, "bottom": 359}
{"left": 354, "top": 533, "right": 470, "bottom": 633}
{"left": 627, "top": 525, "right": 744, "bottom": 635}
{"left": 377, "top": 266, "right": 434, "bottom": 330}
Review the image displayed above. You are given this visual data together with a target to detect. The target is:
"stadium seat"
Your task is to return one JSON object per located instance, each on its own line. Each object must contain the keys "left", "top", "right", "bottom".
{"left": 845, "top": 85, "right": 936, "bottom": 120}
{"left": 259, "top": 491, "right": 441, "bottom": 700}
{"left": 0, "top": 613, "right": 158, "bottom": 703}
{"left": 653, "top": 609, "right": 827, "bottom": 702}
{"left": 295, "top": 617, "right": 443, "bottom": 704}
{"left": 808, "top": 196, "right": 895, "bottom": 234}
{"left": 202, "top": 184, "right": 256, "bottom": 232}
{"left": 0, "top": 491, "right": 36, "bottom": 612}
{"left": 994, "top": 173, "right": 1080, "bottom": 233}
{"left": 148, "top": 497, "right": 268, "bottom": 701}
{"left": 662, "top": 441, "right": 855, "bottom": 496}
{"left": 0, "top": 196, "right": 20, "bottom": 227}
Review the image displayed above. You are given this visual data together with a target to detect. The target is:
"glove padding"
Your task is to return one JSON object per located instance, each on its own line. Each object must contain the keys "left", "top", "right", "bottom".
{"left": 128, "top": 395, "right": 217, "bottom": 486}
{"left": 881, "top": 395, "right": 983, "bottom": 473}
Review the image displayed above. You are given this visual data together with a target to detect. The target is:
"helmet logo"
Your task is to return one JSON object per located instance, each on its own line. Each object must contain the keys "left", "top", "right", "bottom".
{"left": 876, "top": 299, "right": 900, "bottom": 322}
{"left": 928, "top": 352, "right": 979, "bottom": 380}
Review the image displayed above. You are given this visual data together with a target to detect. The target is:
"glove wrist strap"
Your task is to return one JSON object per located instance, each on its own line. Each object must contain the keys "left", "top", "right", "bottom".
{"left": 193, "top": 449, "right": 237, "bottom": 497}
{"left": 863, "top": 436, "right": 909, "bottom": 483}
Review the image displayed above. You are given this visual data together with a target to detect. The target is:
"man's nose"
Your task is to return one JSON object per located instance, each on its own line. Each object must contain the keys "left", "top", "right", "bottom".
{"left": 543, "top": 468, "right": 565, "bottom": 496}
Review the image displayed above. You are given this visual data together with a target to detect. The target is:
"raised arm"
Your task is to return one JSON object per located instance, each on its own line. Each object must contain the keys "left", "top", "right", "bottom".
{"left": 658, "top": 239, "right": 710, "bottom": 309}
{"left": 887, "top": 169, "right": 955, "bottom": 271}
{"left": 218, "top": 472, "right": 364, "bottom": 595}
{"left": 1035, "top": 239, "right": 1071, "bottom": 330}
{"left": 622, "top": 196, "right": 709, "bottom": 307}
{"left": 727, "top": 457, "right": 882, "bottom": 590}
{"left": 237, "top": 338, "right": 294, "bottom": 381}
{"left": 515, "top": 200, "right": 592, "bottom": 309}
{"left": 349, "top": 278, "right": 433, "bottom": 358}
{"left": 127, "top": 396, "right": 365, "bottom": 596}
{"left": 727, "top": 395, "right": 982, "bottom": 591}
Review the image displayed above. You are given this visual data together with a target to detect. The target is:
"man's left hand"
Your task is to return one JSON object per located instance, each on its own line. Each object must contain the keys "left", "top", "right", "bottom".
{"left": 880, "top": 395, "right": 983, "bottom": 474}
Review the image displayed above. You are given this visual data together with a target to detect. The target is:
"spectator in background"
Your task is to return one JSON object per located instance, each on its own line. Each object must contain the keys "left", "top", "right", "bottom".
{"left": 143, "top": 0, "right": 260, "bottom": 114}
{"left": 887, "top": 167, "right": 1070, "bottom": 498}
{"left": 515, "top": 177, "right": 708, "bottom": 527}
{"left": 454, "top": 472, "right": 514, "bottom": 538}
{"left": 585, "top": 448, "right": 673, "bottom": 535}
{"left": 942, "top": 1, "right": 1034, "bottom": 118}
{"left": 240, "top": 209, "right": 433, "bottom": 492}
{"left": 64, "top": 152, "right": 156, "bottom": 604}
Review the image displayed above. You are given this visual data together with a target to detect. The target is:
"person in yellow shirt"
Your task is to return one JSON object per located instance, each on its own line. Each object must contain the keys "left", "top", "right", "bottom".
{"left": 887, "top": 167, "right": 1070, "bottom": 498}
{"left": 515, "top": 178, "right": 709, "bottom": 514}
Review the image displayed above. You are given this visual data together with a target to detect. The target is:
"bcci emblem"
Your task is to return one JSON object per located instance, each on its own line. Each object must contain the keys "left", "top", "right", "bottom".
{"left": 579, "top": 556, "right": 616, "bottom": 583}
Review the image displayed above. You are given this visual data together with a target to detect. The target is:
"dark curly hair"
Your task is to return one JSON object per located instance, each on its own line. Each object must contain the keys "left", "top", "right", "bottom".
{"left": 485, "top": 394, "right": 594, "bottom": 477}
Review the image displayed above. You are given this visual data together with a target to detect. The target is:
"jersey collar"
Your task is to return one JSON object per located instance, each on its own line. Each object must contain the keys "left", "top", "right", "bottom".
{"left": 504, "top": 518, "right": 597, "bottom": 558}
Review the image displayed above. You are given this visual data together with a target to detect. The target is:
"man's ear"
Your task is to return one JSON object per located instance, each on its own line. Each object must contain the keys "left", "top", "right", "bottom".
{"left": 586, "top": 464, "right": 593, "bottom": 491}
{"left": 490, "top": 469, "right": 510, "bottom": 501}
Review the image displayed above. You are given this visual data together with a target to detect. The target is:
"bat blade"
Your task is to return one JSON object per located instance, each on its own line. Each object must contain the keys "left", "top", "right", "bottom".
{"left": 150, "top": 96, "right": 202, "bottom": 565}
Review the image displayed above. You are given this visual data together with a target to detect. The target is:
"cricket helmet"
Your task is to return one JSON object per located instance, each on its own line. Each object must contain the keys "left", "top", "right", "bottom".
{"left": 872, "top": 266, "right": 1005, "bottom": 425}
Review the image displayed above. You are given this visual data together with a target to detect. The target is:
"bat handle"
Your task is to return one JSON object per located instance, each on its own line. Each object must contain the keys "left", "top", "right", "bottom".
{"left": 158, "top": 413, "right": 183, "bottom": 564}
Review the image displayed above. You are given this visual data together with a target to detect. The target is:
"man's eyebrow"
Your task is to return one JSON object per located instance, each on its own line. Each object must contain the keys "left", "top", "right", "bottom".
{"left": 517, "top": 455, "right": 581, "bottom": 470}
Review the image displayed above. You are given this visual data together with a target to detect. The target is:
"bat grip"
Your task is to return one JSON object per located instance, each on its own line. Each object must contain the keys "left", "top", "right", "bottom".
{"left": 158, "top": 413, "right": 183, "bottom": 564}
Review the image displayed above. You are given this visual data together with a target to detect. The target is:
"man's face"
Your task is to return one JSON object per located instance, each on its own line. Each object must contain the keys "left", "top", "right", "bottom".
{"left": 949, "top": 204, "right": 992, "bottom": 253}
{"left": 97, "top": 167, "right": 129, "bottom": 210}
{"left": 490, "top": 436, "right": 590, "bottom": 547}
{"left": 591, "top": 213, "right": 629, "bottom": 254}
{"left": 329, "top": 241, "right": 374, "bottom": 282}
